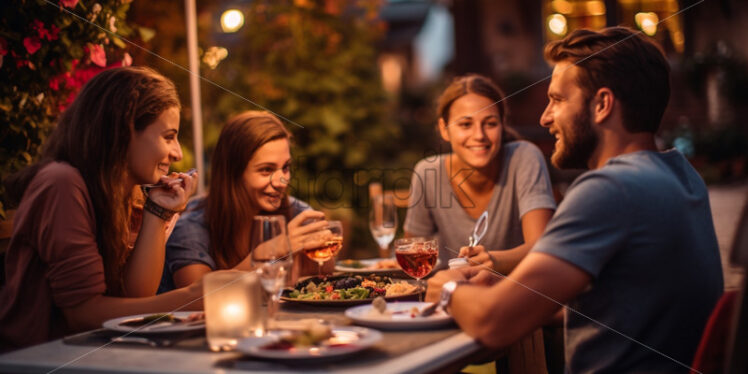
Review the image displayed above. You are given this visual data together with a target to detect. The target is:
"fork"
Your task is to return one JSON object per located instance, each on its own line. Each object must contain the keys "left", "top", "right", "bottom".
{"left": 467, "top": 211, "right": 489, "bottom": 247}
{"left": 142, "top": 319, "right": 205, "bottom": 332}
{"left": 110, "top": 336, "right": 173, "bottom": 347}
{"left": 392, "top": 303, "right": 440, "bottom": 317}
{"left": 141, "top": 168, "right": 197, "bottom": 193}
{"left": 417, "top": 302, "right": 440, "bottom": 317}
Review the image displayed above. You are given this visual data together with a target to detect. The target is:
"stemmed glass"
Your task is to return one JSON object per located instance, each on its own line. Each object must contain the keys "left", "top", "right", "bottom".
{"left": 302, "top": 220, "right": 343, "bottom": 278}
{"left": 369, "top": 195, "right": 398, "bottom": 258}
{"left": 250, "top": 215, "right": 292, "bottom": 323}
{"left": 394, "top": 237, "right": 438, "bottom": 302}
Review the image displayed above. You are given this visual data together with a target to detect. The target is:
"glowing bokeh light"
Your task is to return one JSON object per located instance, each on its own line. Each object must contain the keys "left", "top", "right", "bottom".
{"left": 221, "top": 9, "right": 244, "bottom": 33}
{"left": 547, "top": 13, "right": 568, "bottom": 36}
{"left": 635, "top": 12, "right": 659, "bottom": 36}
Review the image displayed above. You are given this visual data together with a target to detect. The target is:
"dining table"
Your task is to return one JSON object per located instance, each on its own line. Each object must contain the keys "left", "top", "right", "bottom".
{"left": 0, "top": 299, "right": 502, "bottom": 374}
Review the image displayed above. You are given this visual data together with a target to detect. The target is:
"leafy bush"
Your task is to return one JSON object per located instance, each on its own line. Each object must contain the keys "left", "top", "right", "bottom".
{"left": 0, "top": 0, "right": 136, "bottom": 218}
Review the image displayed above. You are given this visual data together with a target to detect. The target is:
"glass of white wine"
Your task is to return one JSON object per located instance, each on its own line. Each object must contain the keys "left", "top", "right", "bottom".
{"left": 250, "top": 215, "right": 292, "bottom": 322}
{"left": 369, "top": 195, "right": 398, "bottom": 258}
{"left": 302, "top": 220, "right": 343, "bottom": 278}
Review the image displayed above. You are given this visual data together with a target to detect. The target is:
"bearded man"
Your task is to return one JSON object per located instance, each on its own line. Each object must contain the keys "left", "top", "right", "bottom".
{"left": 427, "top": 27, "right": 723, "bottom": 373}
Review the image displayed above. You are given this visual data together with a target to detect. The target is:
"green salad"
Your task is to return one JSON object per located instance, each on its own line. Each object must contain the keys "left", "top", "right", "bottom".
{"left": 285, "top": 275, "right": 391, "bottom": 301}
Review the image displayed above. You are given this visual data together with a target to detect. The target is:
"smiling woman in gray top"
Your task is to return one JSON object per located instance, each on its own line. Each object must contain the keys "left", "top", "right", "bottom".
{"left": 404, "top": 74, "right": 556, "bottom": 274}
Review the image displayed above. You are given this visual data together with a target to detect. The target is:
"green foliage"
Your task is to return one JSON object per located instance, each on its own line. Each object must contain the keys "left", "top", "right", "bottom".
{"left": 196, "top": 1, "right": 401, "bottom": 252}
{"left": 203, "top": 1, "right": 391, "bottom": 199}
{"left": 0, "top": 0, "right": 136, "bottom": 217}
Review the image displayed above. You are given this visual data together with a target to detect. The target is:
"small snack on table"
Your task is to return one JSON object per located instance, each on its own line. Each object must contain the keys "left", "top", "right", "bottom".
{"left": 365, "top": 297, "right": 420, "bottom": 319}
{"left": 119, "top": 313, "right": 180, "bottom": 327}
{"left": 262, "top": 321, "right": 334, "bottom": 350}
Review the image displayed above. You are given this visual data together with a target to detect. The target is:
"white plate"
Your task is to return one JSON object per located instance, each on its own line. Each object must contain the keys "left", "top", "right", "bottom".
{"left": 335, "top": 258, "right": 442, "bottom": 274}
{"left": 335, "top": 258, "right": 402, "bottom": 273}
{"left": 102, "top": 312, "right": 204, "bottom": 334}
{"left": 345, "top": 302, "right": 454, "bottom": 330}
{"left": 236, "top": 326, "right": 381, "bottom": 360}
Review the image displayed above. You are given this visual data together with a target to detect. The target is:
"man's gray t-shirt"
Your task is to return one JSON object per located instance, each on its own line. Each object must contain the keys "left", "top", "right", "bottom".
{"left": 532, "top": 150, "right": 723, "bottom": 373}
{"left": 404, "top": 141, "right": 556, "bottom": 265}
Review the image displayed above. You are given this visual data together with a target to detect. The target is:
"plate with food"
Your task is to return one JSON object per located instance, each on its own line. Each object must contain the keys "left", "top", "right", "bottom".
{"left": 335, "top": 258, "right": 403, "bottom": 274}
{"left": 281, "top": 274, "right": 421, "bottom": 306}
{"left": 345, "top": 299, "right": 453, "bottom": 330}
{"left": 102, "top": 312, "right": 205, "bottom": 334}
{"left": 236, "top": 325, "right": 382, "bottom": 361}
{"left": 336, "top": 258, "right": 442, "bottom": 274}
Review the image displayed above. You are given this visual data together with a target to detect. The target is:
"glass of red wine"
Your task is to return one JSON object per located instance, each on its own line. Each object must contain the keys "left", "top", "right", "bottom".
{"left": 394, "top": 237, "right": 438, "bottom": 302}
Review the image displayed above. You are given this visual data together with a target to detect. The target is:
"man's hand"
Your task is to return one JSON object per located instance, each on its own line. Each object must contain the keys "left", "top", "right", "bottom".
{"left": 469, "top": 269, "right": 503, "bottom": 287}
{"left": 425, "top": 269, "right": 468, "bottom": 302}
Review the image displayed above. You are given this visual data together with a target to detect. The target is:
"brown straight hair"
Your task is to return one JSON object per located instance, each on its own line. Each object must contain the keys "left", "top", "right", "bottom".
{"left": 6, "top": 66, "right": 180, "bottom": 295}
{"left": 203, "top": 111, "right": 292, "bottom": 270}
{"left": 544, "top": 27, "right": 670, "bottom": 133}
{"left": 436, "top": 74, "right": 521, "bottom": 143}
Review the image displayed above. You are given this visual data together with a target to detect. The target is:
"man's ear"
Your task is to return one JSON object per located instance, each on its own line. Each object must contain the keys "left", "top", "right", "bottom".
{"left": 592, "top": 87, "right": 615, "bottom": 125}
{"left": 438, "top": 118, "right": 450, "bottom": 142}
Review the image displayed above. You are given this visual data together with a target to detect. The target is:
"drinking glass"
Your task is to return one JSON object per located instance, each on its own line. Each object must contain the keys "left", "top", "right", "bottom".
{"left": 203, "top": 271, "right": 265, "bottom": 351}
{"left": 250, "top": 215, "right": 292, "bottom": 323}
{"left": 394, "top": 237, "right": 438, "bottom": 302}
{"left": 302, "top": 220, "right": 344, "bottom": 278}
{"left": 369, "top": 195, "right": 398, "bottom": 258}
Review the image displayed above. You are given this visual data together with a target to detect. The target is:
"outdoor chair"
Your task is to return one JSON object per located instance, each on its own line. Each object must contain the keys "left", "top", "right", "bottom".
{"left": 690, "top": 195, "right": 748, "bottom": 374}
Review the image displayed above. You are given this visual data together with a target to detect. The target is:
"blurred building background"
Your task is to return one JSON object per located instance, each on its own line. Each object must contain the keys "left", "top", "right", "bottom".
{"left": 382, "top": 0, "right": 748, "bottom": 184}
{"left": 121, "top": 0, "right": 748, "bottom": 255}
{"left": 4, "top": 0, "right": 743, "bottom": 257}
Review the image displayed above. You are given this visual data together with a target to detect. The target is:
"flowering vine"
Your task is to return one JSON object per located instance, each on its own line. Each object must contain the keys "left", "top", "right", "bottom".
{"left": 0, "top": 0, "right": 139, "bottom": 217}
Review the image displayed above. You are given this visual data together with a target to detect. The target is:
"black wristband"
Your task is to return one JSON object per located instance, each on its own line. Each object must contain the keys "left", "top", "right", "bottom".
{"left": 143, "top": 198, "right": 177, "bottom": 221}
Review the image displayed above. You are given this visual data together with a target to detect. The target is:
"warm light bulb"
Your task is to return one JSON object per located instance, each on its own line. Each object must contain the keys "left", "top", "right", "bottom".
{"left": 547, "top": 14, "right": 568, "bottom": 36}
{"left": 635, "top": 12, "right": 659, "bottom": 36}
{"left": 221, "top": 9, "right": 244, "bottom": 33}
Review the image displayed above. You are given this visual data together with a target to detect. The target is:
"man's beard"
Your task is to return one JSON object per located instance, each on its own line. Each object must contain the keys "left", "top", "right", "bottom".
{"left": 551, "top": 107, "right": 598, "bottom": 170}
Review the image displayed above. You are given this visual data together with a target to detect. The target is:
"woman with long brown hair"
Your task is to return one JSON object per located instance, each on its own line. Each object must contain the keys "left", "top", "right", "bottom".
{"left": 159, "top": 111, "right": 328, "bottom": 292}
{"left": 404, "top": 74, "right": 556, "bottom": 274}
{"left": 0, "top": 66, "right": 202, "bottom": 351}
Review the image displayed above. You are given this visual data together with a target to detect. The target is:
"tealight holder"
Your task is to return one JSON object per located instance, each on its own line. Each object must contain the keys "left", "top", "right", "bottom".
{"left": 203, "top": 271, "right": 266, "bottom": 351}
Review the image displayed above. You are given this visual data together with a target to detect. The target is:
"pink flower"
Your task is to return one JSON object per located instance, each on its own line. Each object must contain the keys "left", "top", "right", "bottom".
{"left": 49, "top": 76, "right": 62, "bottom": 91}
{"left": 60, "top": 0, "right": 78, "bottom": 8}
{"left": 88, "top": 43, "right": 106, "bottom": 67}
{"left": 48, "top": 25, "right": 60, "bottom": 41}
{"left": 32, "top": 20, "right": 59, "bottom": 41}
{"left": 121, "top": 52, "right": 132, "bottom": 67}
{"left": 23, "top": 37, "right": 41, "bottom": 55}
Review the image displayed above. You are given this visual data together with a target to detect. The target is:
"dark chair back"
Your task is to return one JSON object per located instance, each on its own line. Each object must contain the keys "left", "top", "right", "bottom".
{"left": 725, "top": 196, "right": 748, "bottom": 374}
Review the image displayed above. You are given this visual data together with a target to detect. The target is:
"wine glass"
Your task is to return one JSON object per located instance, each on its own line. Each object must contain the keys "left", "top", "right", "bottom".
{"left": 302, "top": 220, "right": 343, "bottom": 278}
{"left": 394, "top": 237, "right": 438, "bottom": 302}
{"left": 250, "top": 215, "right": 292, "bottom": 323}
{"left": 369, "top": 195, "right": 398, "bottom": 258}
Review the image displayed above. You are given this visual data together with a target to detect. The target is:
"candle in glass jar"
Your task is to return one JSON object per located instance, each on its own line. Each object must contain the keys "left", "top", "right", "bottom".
{"left": 203, "top": 271, "right": 266, "bottom": 351}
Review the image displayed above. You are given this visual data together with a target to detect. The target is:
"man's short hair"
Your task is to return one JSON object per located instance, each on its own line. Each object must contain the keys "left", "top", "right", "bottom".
{"left": 544, "top": 27, "right": 670, "bottom": 134}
